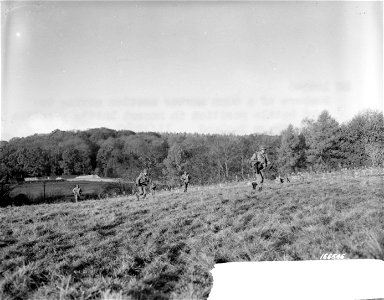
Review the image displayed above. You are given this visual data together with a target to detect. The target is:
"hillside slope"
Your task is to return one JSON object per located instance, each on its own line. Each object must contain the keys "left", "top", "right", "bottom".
{"left": 1, "top": 173, "right": 383, "bottom": 299}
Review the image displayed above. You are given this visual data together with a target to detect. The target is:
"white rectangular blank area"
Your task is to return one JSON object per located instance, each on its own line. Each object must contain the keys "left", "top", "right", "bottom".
{"left": 209, "top": 260, "right": 384, "bottom": 300}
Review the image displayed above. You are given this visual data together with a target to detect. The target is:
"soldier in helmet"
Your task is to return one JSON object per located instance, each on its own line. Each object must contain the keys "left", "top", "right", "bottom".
{"left": 135, "top": 169, "right": 150, "bottom": 200}
{"left": 72, "top": 184, "right": 82, "bottom": 203}
{"left": 250, "top": 145, "right": 270, "bottom": 191}
{"left": 180, "top": 171, "right": 191, "bottom": 192}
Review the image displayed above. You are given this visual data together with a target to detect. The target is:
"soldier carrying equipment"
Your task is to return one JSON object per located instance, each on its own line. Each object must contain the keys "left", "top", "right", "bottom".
{"left": 72, "top": 185, "right": 82, "bottom": 203}
{"left": 135, "top": 169, "right": 150, "bottom": 200}
{"left": 181, "top": 171, "right": 191, "bottom": 192}
{"left": 250, "top": 145, "right": 270, "bottom": 191}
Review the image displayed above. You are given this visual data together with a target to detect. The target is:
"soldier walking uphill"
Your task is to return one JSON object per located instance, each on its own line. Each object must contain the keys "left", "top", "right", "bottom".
{"left": 135, "top": 169, "right": 150, "bottom": 200}
{"left": 181, "top": 171, "right": 191, "bottom": 192}
{"left": 250, "top": 146, "right": 270, "bottom": 191}
{"left": 72, "top": 185, "right": 82, "bottom": 203}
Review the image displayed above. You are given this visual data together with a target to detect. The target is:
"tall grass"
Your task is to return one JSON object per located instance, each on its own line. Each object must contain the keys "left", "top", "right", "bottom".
{"left": 0, "top": 168, "right": 383, "bottom": 299}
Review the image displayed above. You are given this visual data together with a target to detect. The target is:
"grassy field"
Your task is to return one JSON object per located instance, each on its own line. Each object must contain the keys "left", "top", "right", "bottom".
{"left": 1, "top": 170, "right": 383, "bottom": 299}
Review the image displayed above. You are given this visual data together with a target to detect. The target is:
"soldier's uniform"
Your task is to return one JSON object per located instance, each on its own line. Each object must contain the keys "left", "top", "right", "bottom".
{"left": 150, "top": 180, "right": 157, "bottom": 196}
{"left": 250, "top": 147, "right": 270, "bottom": 191}
{"left": 135, "top": 170, "right": 150, "bottom": 199}
{"left": 181, "top": 172, "right": 191, "bottom": 192}
{"left": 72, "top": 185, "right": 82, "bottom": 203}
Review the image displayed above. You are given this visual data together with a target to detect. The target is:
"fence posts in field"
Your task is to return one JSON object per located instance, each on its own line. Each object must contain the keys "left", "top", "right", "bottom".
{"left": 43, "top": 180, "right": 46, "bottom": 202}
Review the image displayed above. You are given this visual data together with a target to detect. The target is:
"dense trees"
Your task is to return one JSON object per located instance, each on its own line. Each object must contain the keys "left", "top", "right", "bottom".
{"left": 15, "top": 146, "right": 51, "bottom": 177}
{"left": 96, "top": 137, "right": 125, "bottom": 178}
{"left": 163, "top": 143, "right": 188, "bottom": 186}
{"left": 277, "top": 110, "right": 383, "bottom": 173}
{"left": 277, "top": 124, "right": 306, "bottom": 175}
{"left": 340, "top": 111, "right": 384, "bottom": 167}
{"left": 0, "top": 110, "right": 382, "bottom": 185}
{"left": 302, "top": 111, "right": 344, "bottom": 171}
{"left": 122, "top": 133, "right": 168, "bottom": 178}
{"left": 59, "top": 137, "right": 92, "bottom": 175}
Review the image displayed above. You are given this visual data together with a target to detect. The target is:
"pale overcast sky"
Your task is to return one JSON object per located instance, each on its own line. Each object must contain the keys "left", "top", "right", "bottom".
{"left": 1, "top": 1, "right": 383, "bottom": 140}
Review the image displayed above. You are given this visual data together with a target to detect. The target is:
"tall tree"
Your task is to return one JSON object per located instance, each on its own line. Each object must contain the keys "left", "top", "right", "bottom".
{"left": 277, "top": 124, "right": 306, "bottom": 175}
{"left": 163, "top": 143, "right": 188, "bottom": 187}
{"left": 0, "top": 142, "right": 14, "bottom": 182}
{"left": 340, "top": 110, "right": 384, "bottom": 167}
{"left": 303, "top": 110, "right": 343, "bottom": 171}
{"left": 59, "top": 137, "right": 92, "bottom": 175}
{"left": 179, "top": 135, "right": 213, "bottom": 185}
{"left": 209, "top": 135, "right": 240, "bottom": 181}
{"left": 14, "top": 146, "right": 51, "bottom": 177}
{"left": 365, "top": 143, "right": 384, "bottom": 167}
{"left": 96, "top": 137, "right": 123, "bottom": 177}
{"left": 122, "top": 133, "right": 168, "bottom": 178}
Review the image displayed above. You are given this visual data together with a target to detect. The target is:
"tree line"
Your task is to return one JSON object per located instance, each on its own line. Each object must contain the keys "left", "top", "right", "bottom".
{"left": 0, "top": 110, "right": 383, "bottom": 186}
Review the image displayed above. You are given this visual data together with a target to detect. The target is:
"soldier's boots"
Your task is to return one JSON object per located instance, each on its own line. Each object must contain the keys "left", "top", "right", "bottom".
{"left": 251, "top": 182, "right": 263, "bottom": 191}
{"left": 136, "top": 194, "right": 146, "bottom": 200}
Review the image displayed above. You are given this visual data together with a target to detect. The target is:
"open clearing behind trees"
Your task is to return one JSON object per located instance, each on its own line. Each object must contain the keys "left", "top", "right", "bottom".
{"left": 10, "top": 181, "right": 126, "bottom": 204}
{"left": 1, "top": 170, "right": 383, "bottom": 300}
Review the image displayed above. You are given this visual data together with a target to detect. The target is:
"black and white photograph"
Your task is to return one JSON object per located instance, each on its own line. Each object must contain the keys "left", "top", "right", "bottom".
{"left": 1, "top": 1, "right": 383, "bottom": 299}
